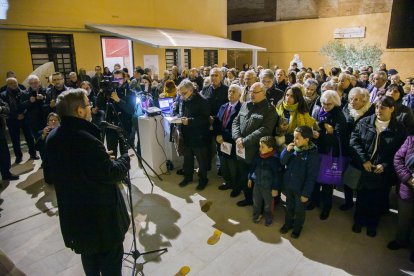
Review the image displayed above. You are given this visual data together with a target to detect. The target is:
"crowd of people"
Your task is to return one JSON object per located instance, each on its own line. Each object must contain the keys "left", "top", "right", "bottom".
{"left": 1, "top": 60, "right": 414, "bottom": 264}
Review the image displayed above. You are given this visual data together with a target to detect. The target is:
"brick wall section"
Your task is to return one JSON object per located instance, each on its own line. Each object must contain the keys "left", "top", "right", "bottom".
{"left": 228, "top": 0, "right": 392, "bottom": 24}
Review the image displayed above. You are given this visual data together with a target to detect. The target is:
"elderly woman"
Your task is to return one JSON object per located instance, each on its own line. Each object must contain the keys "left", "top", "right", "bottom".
{"left": 275, "top": 84, "right": 316, "bottom": 146}
{"left": 385, "top": 84, "right": 414, "bottom": 133}
{"left": 309, "top": 90, "right": 347, "bottom": 219}
{"left": 259, "top": 69, "right": 284, "bottom": 106}
{"left": 340, "top": 87, "right": 375, "bottom": 210}
{"left": 349, "top": 96, "right": 406, "bottom": 237}
{"left": 303, "top": 78, "right": 319, "bottom": 112}
{"left": 387, "top": 134, "right": 414, "bottom": 263}
{"left": 224, "top": 69, "right": 237, "bottom": 87}
{"left": 213, "top": 84, "right": 242, "bottom": 196}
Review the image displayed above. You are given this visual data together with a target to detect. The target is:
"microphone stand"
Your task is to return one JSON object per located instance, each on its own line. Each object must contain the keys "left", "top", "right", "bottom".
{"left": 116, "top": 129, "right": 168, "bottom": 276}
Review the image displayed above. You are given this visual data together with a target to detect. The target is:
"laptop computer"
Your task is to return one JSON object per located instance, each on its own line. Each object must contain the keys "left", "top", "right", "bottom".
{"left": 158, "top": 97, "right": 174, "bottom": 115}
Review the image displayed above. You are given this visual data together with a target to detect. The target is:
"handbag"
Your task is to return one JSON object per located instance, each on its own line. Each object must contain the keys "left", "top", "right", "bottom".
{"left": 342, "top": 164, "right": 362, "bottom": 189}
{"left": 317, "top": 137, "right": 350, "bottom": 185}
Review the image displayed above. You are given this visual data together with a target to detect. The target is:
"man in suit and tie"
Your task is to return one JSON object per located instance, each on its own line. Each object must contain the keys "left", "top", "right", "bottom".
{"left": 368, "top": 71, "right": 388, "bottom": 103}
{"left": 213, "top": 84, "right": 242, "bottom": 197}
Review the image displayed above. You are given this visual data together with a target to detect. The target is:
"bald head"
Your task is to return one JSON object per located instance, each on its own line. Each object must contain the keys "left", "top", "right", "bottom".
{"left": 250, "top": 82, "right": 266, "bottom": 103}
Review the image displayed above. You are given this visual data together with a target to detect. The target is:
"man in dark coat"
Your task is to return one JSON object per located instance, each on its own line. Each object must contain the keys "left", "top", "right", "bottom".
{"left": 44, "top": 89, "right": 131, "bottom": 275}
{"left": 0, "top": 98, "right": 19, "bottom": 180}
{"left": 213, "top": 84, "right": 242, "bottom": 196}
{"left": 45, "top": 72, "right": 68, "bottom": 114}
{"left": 232, "top": 82, "right": 278, "bottom": 206}
{"left": 178, "top": 79, "right": 211, "bottom": 190}
{"left": 25, "top": 75, "right": 47, "bottom": 140}
{"left": 0, "top": 77, "right": 38, "bottom": 163}
{"left": 201, "top": 67, "right": 229, "bottom": 171}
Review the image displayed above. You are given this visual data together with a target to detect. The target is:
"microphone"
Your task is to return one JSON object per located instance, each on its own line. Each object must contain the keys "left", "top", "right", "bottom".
{"left": 99, "top": 121, "right": 124, "bottom": 133}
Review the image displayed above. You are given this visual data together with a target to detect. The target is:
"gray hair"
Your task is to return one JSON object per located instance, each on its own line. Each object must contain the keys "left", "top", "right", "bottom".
{"left": 69, "top": 72, "right": 77, "bottom": 77}
{"left": 210, "top": 67, "right": 223, "bottom": 78}
{"left": 259, "top": 69, "right": 274, "bottom": 81}
{"left": 245, "top": 70, "right": 257, "bottom": 78}
{"left": 320, "top": 90, "right": 341, "bottom": 107}
{"left": 56, "top": 89, "right": 88, "bottom": 118}
{"left": 228, "top": 84, "right": 242, "bottom": 96}
{"left": 303, "top": 78, "right": 318, "bottom": 89}
{"left": 374, "top": 70, "right": 387, "bottom": 81}
{"left": 177, "top": 79, "right": 196, "bottom": 92}
{"left": 321, "top": 81, "right": 338, "bottom": 92}
{"left": 27, "top": 74, "right": 40, "bottom": 82}
{"left": 348, "top": 87, "right": 370, "bottom": 103}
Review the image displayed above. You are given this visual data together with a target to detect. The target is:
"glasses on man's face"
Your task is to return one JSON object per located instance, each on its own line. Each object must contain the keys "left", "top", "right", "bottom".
{"left": 48, "top": 119, "right": 58, "bottom": 123}
{"left": 52, "top": 78, "right": 62, "bottom": 82}
{"left": 249, "top": 90, "right": 263, "bottom": 95}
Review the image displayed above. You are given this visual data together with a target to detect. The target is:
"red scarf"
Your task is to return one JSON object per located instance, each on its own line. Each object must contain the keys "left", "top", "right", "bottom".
{"left": 260, "top": 149, "right": 276, "bottom": 159}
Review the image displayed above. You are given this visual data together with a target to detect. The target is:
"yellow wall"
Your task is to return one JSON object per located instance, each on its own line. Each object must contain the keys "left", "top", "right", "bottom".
{"left": 228, "top": 12, "right": 414, "bottom": 79}
{"left": 0, "top": 0, "right": 227, "bottom": 82}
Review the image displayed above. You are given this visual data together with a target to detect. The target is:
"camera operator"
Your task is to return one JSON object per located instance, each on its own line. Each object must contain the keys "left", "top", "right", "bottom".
{"left": 44, "top": 89, "right": 131, "bottom": 275}
{"left": 96, "top": 69, "right": 135, "bottom": 157}
{"left": 45, "top": 72, "right": 68, "bottom": 114}
{"left": 25, "top": 75, "right": 47, "bottom": 140}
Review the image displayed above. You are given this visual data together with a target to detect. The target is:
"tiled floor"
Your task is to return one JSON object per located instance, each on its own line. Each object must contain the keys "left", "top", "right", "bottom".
{"left": 1, "top": 153, "right": 414, "bottom": 275}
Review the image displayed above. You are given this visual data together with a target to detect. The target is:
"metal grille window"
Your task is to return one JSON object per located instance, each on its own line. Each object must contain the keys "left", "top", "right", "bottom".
{"left": 165, "top": 49, "right": 191, "bottom": 70}
{"left": 204, "top": 50, "right": 218, "bottom": 66}
{"left": 28, "top": 33, "right": 77, "bottom": 79}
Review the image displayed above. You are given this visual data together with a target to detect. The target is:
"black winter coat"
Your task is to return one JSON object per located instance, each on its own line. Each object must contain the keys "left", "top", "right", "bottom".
{"left": 349, "top": 114, "right": 406, "bottom": 189}
{"left": 44, "top": 116, "right": 130, "bottom": 254}
{"left": 201, "top": 84, "right": 229, "bottom": 117}
{"left": 180, "top": 92, "right": 210, "bottom": 147}
{"left": 312, "top": 106, "right": 348, "bottom": 156}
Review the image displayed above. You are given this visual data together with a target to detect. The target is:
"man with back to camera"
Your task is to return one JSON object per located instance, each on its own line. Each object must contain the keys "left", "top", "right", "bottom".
{"left": 44, "top": 89, "right": 131, "bottom": 275}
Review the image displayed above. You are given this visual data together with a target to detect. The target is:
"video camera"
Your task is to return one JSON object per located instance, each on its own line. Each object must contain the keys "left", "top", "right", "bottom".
{"left": 100, "top": 76, "right": 120, "bottom": 99}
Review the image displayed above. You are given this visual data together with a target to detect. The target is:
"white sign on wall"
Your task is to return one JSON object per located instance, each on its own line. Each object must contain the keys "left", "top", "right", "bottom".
{"left": 334, "top": 26, "right": 366, "bottom": 39}
{"left": 143, "top": 55, "right": 159, "bottom": 76}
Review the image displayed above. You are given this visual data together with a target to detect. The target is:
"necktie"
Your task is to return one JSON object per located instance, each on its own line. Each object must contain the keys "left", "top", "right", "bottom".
{"left": 222, "top": 105, "right": 232, "bottom": 128}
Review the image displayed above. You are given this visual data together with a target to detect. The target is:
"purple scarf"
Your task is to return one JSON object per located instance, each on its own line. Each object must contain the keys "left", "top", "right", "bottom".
{"left": 318, "top": 107, "right": 330, "bottom": 123}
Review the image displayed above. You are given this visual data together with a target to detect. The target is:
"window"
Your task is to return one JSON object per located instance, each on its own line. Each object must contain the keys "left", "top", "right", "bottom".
{"left": 28, "top": 33, "right": 77, "bottom": 80}
{"left": 204, "top": 50, "right": 218, "bottom": 66}
{"left": 165, "top": 49, "right": 191, "bottom": 70}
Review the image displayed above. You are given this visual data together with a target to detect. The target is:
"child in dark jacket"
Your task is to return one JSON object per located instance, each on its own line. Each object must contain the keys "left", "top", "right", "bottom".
{"left": 280, "top": 126, "right": 319, "bottom": 238}
{"left": 248, "top": 136, "right": 283, "bottom": 226}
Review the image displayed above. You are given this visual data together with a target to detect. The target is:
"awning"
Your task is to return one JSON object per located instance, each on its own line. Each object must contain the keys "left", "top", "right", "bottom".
{"left": 85, "top": 24, "right": 266, "bottom": 52}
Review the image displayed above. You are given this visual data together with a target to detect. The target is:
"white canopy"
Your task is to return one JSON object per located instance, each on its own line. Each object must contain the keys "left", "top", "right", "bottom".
{"left": 86, "top": 24, "right": 265, "bottom": 67}
{"left": 85, "top": 24, "right": 266, "bottom": 51}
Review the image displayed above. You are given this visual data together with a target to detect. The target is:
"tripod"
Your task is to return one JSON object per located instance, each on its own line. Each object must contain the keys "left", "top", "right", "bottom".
{"left": 104, "top": 101, "right": 167, "bottom": 275}
{"left": 117, "top": 129, "right": 168, "bottom": 275}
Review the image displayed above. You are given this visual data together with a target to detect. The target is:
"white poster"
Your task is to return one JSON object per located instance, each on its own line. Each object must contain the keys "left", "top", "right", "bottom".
{"left": 143, "top": 55, "right": 159, "bottom": 76}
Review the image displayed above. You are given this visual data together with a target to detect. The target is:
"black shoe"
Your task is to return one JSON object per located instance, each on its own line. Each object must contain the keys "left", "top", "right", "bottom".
{"left": 179, "top": 178, "right": 192, "bottom": 187}
{"left": 366, "top": 227, "right": 377, "bottom": 237}
{"left": 279, "top": 224, "right": 292, "bottom": 234}
{"left": 30, "top": 155, "right": 40, "bottom": 160}
{"left": 15, "top": 157, "right": 22, "bottom": 164}
{"left": 320, "top": 209, "right": 330, "bottom": 220}
{"left": 218, "top": 183, "right": 231, "bottom": 190}
{"left": 2, "top": 173, "right": 19, "bottom": 181}
{"left": 339, "top": 203, "right": 354, "bottom": 211}
{"left": 230, "top": 189, "right": 241, "bottom": 197}
{"left": 265, "top": 218, "right": 273, "bottom": 227}
{"left": 176, "top": 169, "right": 184, "bottom": 175}
{"left": 196, "top": 180, "right": 208, "bottom": 191}
{"left": 306, "top": 202, "right": 316, "bottom": 210}
{"left": 291, "top": 228, "right": 302, "bottom": 239}
{"left": 237, "top": 199, "right": 253, "bottom": 207}
{"left": 387, "top": 240, "right": 403, "bottom": 250}
{"left": 352, "top": 223, "right": 362, "bottom": 233}
{"left": 410, "top": 251, "right": 414, "bottom": 263}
